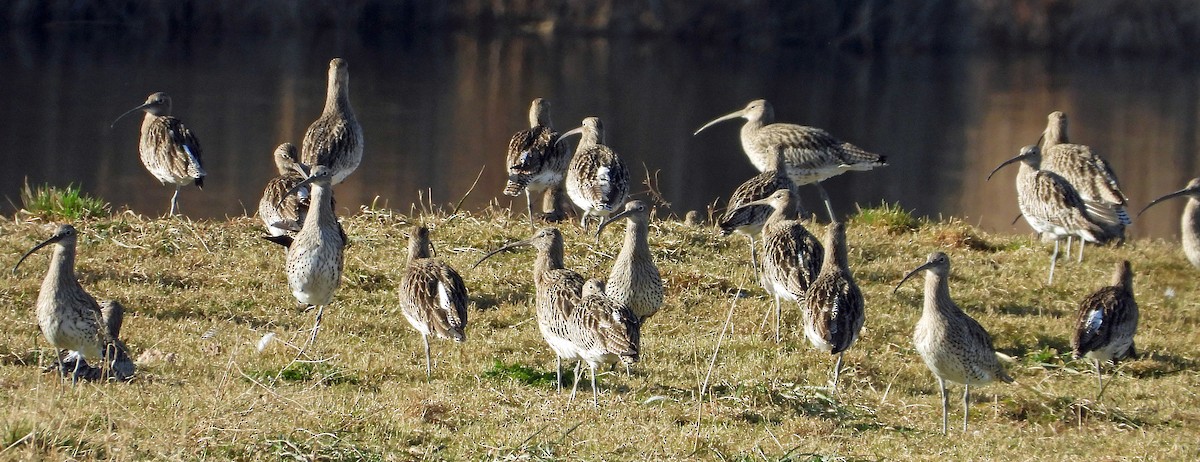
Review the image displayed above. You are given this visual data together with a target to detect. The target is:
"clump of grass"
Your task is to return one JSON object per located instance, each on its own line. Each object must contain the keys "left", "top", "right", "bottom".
{"left": 852, "top": 202, "right": 920, "bottom": 234}
{"left": 930, "top": 220, "right": 1007, "bottom": 251}
{"left": 18, "top": 179, "right": 110, "bottom": 221}
{"left": 483, "top": 359, "right": 560, "bottom": 387}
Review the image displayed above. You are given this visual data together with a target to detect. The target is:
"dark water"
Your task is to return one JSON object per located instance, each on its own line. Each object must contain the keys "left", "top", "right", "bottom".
{"left": 3, "top": 30, "right": 1198, "bottom": 240}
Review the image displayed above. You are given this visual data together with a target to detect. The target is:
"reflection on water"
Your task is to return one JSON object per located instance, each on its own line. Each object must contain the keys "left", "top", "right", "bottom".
{"left": 2, "top": 30, "right": 1198, "bottom": 240}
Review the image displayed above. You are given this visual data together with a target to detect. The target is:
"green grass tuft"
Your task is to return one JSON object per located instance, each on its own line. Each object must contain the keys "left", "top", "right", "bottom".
{"left": 484, "top": 359, "right": 561, "bottom": 387}
{"left": 18, "top": 179, "right": 110, "bottom": 221}
{"left": 852, "top": 202, "right": 920, "bottom": 234}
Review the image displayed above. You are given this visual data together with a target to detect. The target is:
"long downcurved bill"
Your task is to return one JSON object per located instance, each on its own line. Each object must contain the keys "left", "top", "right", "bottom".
{"left": 986, "top": 153, "right": 1027, "bottom": 182}
{"left": 1139, "top": 187, "right": 1199, "bottom": 216}
{"left": 110, "top": 102, "right": 153, "bottom": 128}
{"left": 595, "top": 208, "right": 636, "bottom": 242}
{"left": 472, "top": 238, "right": 532, "bottom": 269}
{"left": 280, "top": 172, "right": 327, "bottom": 206}
{"left": 12, "top": 234, "right": 64, "bottom": 275}
{"left": 555, "top": 126, "right": 584, "bottom": 146}
{"left": 893, "top": 261, "right": 936, "bottom": 294}
{"left": 692, "top": 110, "right": 744, "bottom": 136}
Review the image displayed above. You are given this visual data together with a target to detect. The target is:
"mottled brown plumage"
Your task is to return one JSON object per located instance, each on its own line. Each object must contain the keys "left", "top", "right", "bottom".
{"left": 259, "top": 143, "right": 310, "bottom": 237}
{"left": 989, "top": 145, "right": 1108, "bottom": 284}
{"left": 399, "top": 226, "right": 468, "bottom": 378}
{"left": 1071, "top": 260, "right": 1138, "bottom": 400}
{"left": 694, "top": 99, "right": 886, "bottom": 220}
{"left": 569, "top": 279, "right": 640, "bottom": 404}
{"left": 895, "top": 252, "right": 1013, "bottom": 434}
{"left": 1140, "top": 178, "right": 1200, "bottom": 268}
{"left": 719, "top": 149, "right": 805, "bottom": 277}
{"left": 803, "top": 222, "right": 864, "bottom": 393}
{"left": 111, "top": 92, "right": 206, "bottom": 216}
{"left": 504, "top": 98, "right": 572, "bottom": 226}
{"left": 560, "top": 117, "right": 630, "bottom": 231}
{"left": 729, "top": 189, "right": 823, "bottom": 342}
{"left": 13, "top": 225, "right": 112, "bottom": 381}
{"left": 1039, "top": 111, "right": 1130, "bottom": 249}
{"left": 596, "top": 200, "right": 663, "bottom": 323}
{"left": 282, "top": 165, "right": 347, "bottom": 357}
{"left": 301, "top": 58, "right": 363, "bottom": 185}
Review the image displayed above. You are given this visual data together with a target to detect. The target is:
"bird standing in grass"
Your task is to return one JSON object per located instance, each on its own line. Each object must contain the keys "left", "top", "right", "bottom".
{"left": 802, "top": 221, "right": 864, "bottom": 394}
{"left": 1038, "top": 111, "right": 1130, "bottom": 251}
{"left": 894, "top": 252, "right": 1013, "bottom": 435}
{"left": 504, "top": 98, "right": 572, "bottom": 226}
{"left": 727, "top": 189, "right": 823, "bottom": 342}
{"left": 567, "top": 278, "right": 640, "bottom": 404}
{"left": 280, "top": 165, "right": 346, "bottom": 357}
{"left": 302, "top": 58, "right": 363, "bottom": 185}
{"left": 718, "top": 148, "right": 804, "bottom": 276}
{"left": 559, "top": 117, "right": 629, "bottom": 232}
{"left": 111, "top": 92, "right": 205, "bottom": 216}
{"left": 399, "top": 226, "right": 468, "bottom": 378}
{"left": 1072, "top": 260, "right": 1138, "bottom": 401}
{"left": 596, "top": 200, "right": 663, "bottom": 323}
{"left": 13, "top": 225, "right": 110, "bottom": 381}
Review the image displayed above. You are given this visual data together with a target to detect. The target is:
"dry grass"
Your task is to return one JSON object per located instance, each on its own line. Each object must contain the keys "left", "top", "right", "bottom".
{"left": 1, "top": 205, "right": 1199, "bottom": 460}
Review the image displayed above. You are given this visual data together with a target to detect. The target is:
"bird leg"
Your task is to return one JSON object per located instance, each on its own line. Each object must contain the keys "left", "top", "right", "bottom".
{"left": 169, "top": 186, "right": 182, "bottom": 216}
{"left": 556, "top": 357, "right": 563, "bottom": 392}
{"left": 1064, "top": 235, "right": 1073, "bottom": 260}
{"left": 831, "top": 352, "right": 845, "bottom": 395}
{"left": 569, "top": 361, "right": 583, "bottom": 403}
{"left": 423, "top": 333, "right": 432, "bottom": 380}
{"left": 293, "top": 305, "right": 326, "bottom": 362}
{"left": 814, "top": 183, "right": 837, "bottom": 222}
{"left": 1048, "top": 239, "right": 1060, "bottom": 284}
{"left": 525, "top": 190, "right": 536, "bottom": 228}
{"left": 1094, "top": 358, "right": 1106, "bottom": 402}
{"left": 590, "top": 363, "right": 599, "bottom": 406}
{"left": 962, "top": 384, "right": 971, "bottom": 433}
{"left": 938, "top": 377, "right": 949, "bottom": 435}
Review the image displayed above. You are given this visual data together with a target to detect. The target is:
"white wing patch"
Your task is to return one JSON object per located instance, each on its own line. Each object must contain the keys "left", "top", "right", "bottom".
{"left": 437, "top": 280, "right": 452, "bottom": 315}
{"left": 596, "top": 166, "right": 612, "bottom": 197}
{"left": 1085, "top": 309, "right": 1103, "bottom": 334}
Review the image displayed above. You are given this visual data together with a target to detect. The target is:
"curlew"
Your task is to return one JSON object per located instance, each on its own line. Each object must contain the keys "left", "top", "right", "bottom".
{"left": 111, "top": 92, "right": 206, "bottom": 216}
{"left": 802, "top": 222, "right": 864, "bottom": 394}
{"left": 13, "top": 225, "right": 112, "bottom": 381}
{"left": 1139, "top": 178, "right": 1200, "bottom": 268}
{"left": 718, "top": 148, "right": 805, "bottom": 276}
{"left": 694, "top": 99, "right": 886, "bottom": 221}
{"left": 1038, "top": 111, "right": 1130, "bottom": 254}
{"left": 399, "top": 226, "right": 469, "bottom": 378}
{"left": 504, "top": 98, "right": 573, "bottom": 226}
{"left": 569, "top": 278, "right": 641, "bottom": 404}
{"left": 988, "top": 145, "right": 1111, "bottom": 284}
{"left": 475, "top": 228, "right": 637, "bottom": 401}
{"left": 1071, "top": 260, "right": 1138, "bottom": 401}
{"left": 301, "top": 58, "right": 363, "bottom": 185}
{"left": 259, "top": 143, "right": 311, "bottom": 237}
{"left": 894, "top": 252, "right": 1013, "bottom": 435}
{"left": 596, "top": 200, "right": 663, "bottom": 323}
{"left": 728, "top": 189, "right": 823, "bottom": 342}
{"left": 279, "top": 165, "right": 347, "bottom": 357}
{"left": 558, "top": 117, "right": 630, "bottom": 232}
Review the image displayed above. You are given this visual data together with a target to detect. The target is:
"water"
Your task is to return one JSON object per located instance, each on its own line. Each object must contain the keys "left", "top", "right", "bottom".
{"left": 3, "top": 29, "right": 1197, "bottom": 240}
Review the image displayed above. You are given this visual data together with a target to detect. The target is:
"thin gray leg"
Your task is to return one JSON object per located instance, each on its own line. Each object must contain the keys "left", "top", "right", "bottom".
{"left": 525, "top": 190, "right": 536, "bottom": 228}
{"left": 556, "top": 357, "right": 562, "bottom": 391}
{"left": 169, "top": 186, "right": 182, "bottom": 216}
{"left": 423, "top": 334, "right": 432, "bottom": 379}
{"left": 814, "top": 183, "right": 836, "bottom": 222}
{"left": 1094, "top": 359, "right": 1105, "bottom": 401}
{"left": 832, "top": 352, "right": 844, "bottom": 394}
{"left": 962, "top": 384, "right": 970, "bottom": 433}
{"left": 1048, "top": 239, "right": 1060, "bottom": 284}
{"left": 590, "top": 363, "right": 599, "bottom": 406}
{"left": 938, "top": 377, "right": 948, "bottom": 435}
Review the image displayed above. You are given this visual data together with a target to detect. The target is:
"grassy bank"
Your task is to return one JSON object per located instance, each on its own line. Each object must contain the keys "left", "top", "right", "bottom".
{"left": 1, "top": 203, "right": 1198, "bottom": 460}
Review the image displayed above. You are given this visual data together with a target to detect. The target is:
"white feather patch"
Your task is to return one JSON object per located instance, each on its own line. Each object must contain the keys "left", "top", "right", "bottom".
{"left": 256, "top": 332, "right": 276, "bottom": 353}
{"left": 1084, "top": 309, "right": 1103, "bottom": 333}
{"left": 437, "top": 280, "right": 452, "bottom": 315}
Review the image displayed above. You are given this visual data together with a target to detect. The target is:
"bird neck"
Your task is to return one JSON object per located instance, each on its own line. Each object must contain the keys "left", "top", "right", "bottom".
{"left": 306, "top": 182, "right": 334, "bottom": 225}
{"left": 1043, "top": 123, "right": 1068, "bottom": 149}
{"left": 533, "top": 244, "right": 565, "bottom": 286}
{"left": 530, "top": 109, "right": 549, "bottom": 129}
{"left": 407, "top": 238, "right": 431, "bottom": 264}
{"left": 923, "top": 271, "right": 955, "bottom": 317}
{"left": 620, "top": 218, "right": 650, "bottom": 260}
{"left": 822, "top": 233, "right": 848, "bottom": 271}
{"left": 140, "top": 112, "right": 158, "bottom": 132}
{"left": 324, "top": 73, "right": 352, "bottom": 116}
{"left": 764, "top": 198, "right": 797, "bottom": 226}
{"left": 577, "top": 130, "right": 603, "bottom": 150}
{"left": 43, "top": 244, "right": 77, "bottom": 292}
